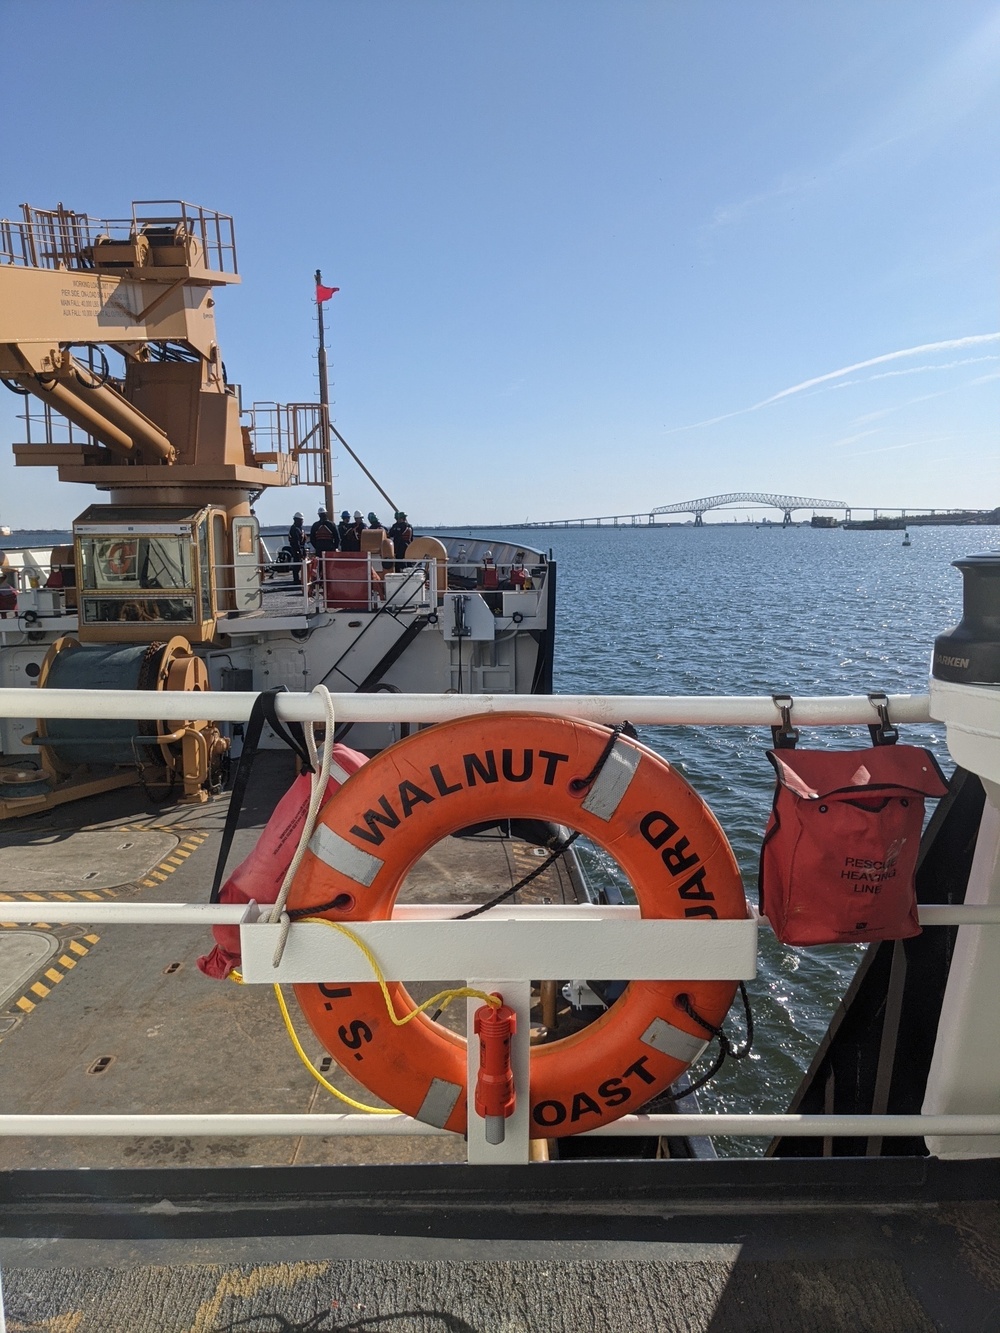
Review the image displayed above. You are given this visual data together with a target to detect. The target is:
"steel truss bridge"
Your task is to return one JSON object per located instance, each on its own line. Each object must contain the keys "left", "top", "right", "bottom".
{"left": 518, "top": 493, "right": 851, "bottom": 529}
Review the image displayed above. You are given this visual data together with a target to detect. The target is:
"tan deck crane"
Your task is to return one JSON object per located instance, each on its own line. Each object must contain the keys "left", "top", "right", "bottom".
{"left": 0, "top": 200, "right": 327, "bottom": 809}
{"left": 0, "top": 200, "right": 324, "bottom": 643}
{"left": 0, "top": 199, "right": 555, "bottom": 820}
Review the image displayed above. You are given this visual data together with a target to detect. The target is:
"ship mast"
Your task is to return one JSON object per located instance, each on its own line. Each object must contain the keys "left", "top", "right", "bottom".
{"left": 314, "top": 270, "right": 401, "bottom": 519}
{"left": 314, "top": 268, "right": 336, "bottom": 518}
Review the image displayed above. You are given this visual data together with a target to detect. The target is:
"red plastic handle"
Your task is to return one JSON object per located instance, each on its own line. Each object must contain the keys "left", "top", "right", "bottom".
{"left": 473, "top": 993, "right": 516, "bottom": 1122}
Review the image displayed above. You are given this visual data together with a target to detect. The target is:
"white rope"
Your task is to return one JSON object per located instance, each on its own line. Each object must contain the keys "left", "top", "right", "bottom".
{"left": 269, "top": 684, "right": 336, "bottom": 966}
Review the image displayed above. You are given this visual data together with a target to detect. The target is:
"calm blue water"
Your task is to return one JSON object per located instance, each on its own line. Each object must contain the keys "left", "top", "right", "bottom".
{"left": 8, "top": 522, "right": 996, "bottom": 1137}
{"left": 483, "top": 522, "right": 999, "bottom": 1133}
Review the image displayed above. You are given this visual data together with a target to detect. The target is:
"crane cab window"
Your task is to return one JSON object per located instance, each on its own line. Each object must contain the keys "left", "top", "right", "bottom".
{"left": 80, "top": 534, "right": 193, "bottom": 594}
{"left": 78, "top": 533, "right": 196, "bottom": 624}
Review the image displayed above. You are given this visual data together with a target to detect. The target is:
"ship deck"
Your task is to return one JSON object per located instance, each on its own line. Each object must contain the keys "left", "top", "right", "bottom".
{"left": 0, "top": 757, "right": 998, "bottom": 1330}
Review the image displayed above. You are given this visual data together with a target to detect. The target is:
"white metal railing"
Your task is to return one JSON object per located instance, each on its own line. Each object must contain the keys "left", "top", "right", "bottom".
{"left": 0, "top": 688, "right": 934, "bottom": 726}
{"left": 0, "top": 548, "right": 544, "bottom": 628}
{"left": 0, "top": 895, "right": 996, "bottom": 1161}
{"left": 210, "top": 561, "right": 263, "bottom": 615}
{"left": 257, "top": 552, "right": 543, "bottom": 616}
{"left": 261, "top": 553, "right": 436, "bottom": 615}
{"left": 1, "top": 1113, "right": 997, "bottom": 1140}
{"left": 1, "top": 685, "right": 990, "bottom": 1165}
{"left": 3, "top": 902, "right": 997, "bottom": 928}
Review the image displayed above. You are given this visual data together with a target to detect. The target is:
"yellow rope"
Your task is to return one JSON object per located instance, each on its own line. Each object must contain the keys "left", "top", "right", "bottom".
{"left": 232, "top": 918, "right": 502, "bottom": 1116}
{"left": 300, "top": 916, "right": 502, "bottom": 1026}
{"left": 272, "top": 980, "right": 398, "bottom": 1113}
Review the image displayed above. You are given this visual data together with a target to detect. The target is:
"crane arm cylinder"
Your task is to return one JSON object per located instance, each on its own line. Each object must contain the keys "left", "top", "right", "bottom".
{"left": 26, "top": 377, "right": 137, "bottom": 457}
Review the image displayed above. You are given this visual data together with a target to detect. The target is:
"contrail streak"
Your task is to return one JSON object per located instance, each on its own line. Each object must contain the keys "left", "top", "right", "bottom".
{"left": 755, "top": 334, "right": 1000, "bottom": 407}
{"left": 666, "top": 334, "right": 1000, "bottom": 434}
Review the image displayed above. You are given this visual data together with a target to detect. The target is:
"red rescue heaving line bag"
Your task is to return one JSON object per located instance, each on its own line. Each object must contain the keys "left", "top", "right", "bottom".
{"left": 758, "top": 745, "right": 948, "bottom": 946}
{"left": 196, "top": 687, "right": 369, "bottom": 980}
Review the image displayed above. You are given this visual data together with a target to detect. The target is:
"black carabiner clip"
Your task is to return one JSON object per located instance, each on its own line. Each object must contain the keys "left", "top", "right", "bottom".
{"left": 867, "top": 692, "right": 899, "bottom": 746}
{"left": 771, "top": 693, "right": 799, "bottom": 750}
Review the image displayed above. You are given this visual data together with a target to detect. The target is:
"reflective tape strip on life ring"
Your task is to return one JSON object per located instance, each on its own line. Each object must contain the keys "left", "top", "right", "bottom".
{"left": 106, "top": 541, "right": 136, "bottom": 576}
{"left": 287, "top": 713, "right": 746, "bottom": 1138}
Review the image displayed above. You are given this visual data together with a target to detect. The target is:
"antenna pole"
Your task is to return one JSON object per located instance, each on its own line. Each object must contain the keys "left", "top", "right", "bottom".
{"left": 313, "top": 270, "right": 400, "bottom": 519}
{"left": 315, "top": 269, "right": 335, "bottom": 517}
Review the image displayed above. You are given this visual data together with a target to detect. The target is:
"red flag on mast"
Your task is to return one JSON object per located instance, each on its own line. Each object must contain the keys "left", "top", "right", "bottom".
{"left": 316, "top": 282, "right": 339, "bottom": 303}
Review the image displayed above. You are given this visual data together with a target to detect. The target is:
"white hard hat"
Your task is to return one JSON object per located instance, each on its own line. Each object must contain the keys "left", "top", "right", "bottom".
{"left": 293, "top": 512, "right": 303, "bottom": 520}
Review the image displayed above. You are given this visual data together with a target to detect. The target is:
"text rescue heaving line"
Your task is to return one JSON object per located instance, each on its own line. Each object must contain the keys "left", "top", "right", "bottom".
{"left": 0, "top": 689, "right": 934, "bottom": 727}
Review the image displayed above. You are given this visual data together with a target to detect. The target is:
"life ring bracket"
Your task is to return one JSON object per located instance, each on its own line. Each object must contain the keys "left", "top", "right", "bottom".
{"left": 240, "top": 914, "right": 758, "bottom": 986}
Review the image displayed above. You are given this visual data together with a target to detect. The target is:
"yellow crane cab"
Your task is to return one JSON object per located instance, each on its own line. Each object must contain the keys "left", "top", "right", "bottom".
{"left": 72, "top": 504, "right": 261, "bottom": 644}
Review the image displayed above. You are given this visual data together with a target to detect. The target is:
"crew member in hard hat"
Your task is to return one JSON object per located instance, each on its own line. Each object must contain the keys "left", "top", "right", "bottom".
{"left": 341, "top": 510, "right": 363, "bottom": 552}
{"left": 389, "top": 511, "right": 413, "bottom": 562}
{"left": 337, "top": 510, "right": 354, "bottom": 547}
{"left": 310, "top": 507, "right": 340, "bottom": 555}
{"left": 288, "top": 511, "right": 307, "bottom": 584}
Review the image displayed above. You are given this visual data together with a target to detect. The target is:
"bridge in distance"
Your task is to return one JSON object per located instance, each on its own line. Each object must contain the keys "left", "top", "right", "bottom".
{"left": 470, "top": 492, "right": 845, "bottom": 528}
{"left": 450, "top": 492, "right": 997, "bottom": 529}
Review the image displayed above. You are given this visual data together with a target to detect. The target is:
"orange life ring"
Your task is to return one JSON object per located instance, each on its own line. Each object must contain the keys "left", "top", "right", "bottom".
{"left": 106, "top": 541, "right": 136, "bottom": 577}
{"left": 287, "top": 713, "right": 746, "bottom": 1138}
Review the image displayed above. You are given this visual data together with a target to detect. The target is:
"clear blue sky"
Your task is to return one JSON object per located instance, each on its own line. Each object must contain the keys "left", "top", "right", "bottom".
{"left": 1, "top": 1, "right": 997, "bottom": 527}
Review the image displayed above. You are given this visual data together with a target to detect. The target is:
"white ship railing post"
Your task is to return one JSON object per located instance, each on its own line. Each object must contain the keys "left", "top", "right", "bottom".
{"left": 924, "top": 679, "right": 1000, "bottom": 1157}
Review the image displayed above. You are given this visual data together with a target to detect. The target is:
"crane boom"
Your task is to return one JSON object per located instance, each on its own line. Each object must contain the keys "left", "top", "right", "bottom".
{"left": 0, "top": 199, "right": 298, "bottom": 505}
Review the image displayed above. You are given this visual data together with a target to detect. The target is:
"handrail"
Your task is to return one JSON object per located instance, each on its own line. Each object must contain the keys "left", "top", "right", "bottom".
{"left": 0, "top": 901, "right": 997, "bottom": 925}
{"left": 0, "top": 895, "right": 994, "bottom": 1152}
{"left": 0, "top": 683, "right": 980, "bottom": 1162}
{"left": 0, "top": 1112, "right": 997, "bottom": 1139}
{"left": 0, "top": 689, "right": 934, "bottom": 726}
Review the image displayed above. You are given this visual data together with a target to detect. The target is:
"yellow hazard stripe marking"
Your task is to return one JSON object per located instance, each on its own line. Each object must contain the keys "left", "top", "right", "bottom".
{"left": 117, "top": 822, "right": 209, "bottom": 838}
{"left": 0, "top": 888, "right": 118, "bottom": 904}
{"left": 0, "top": 829, "right": 208, "bottom": 1025}
{"left": 5, "top": 938, "right": 99, "bottom": 1023}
